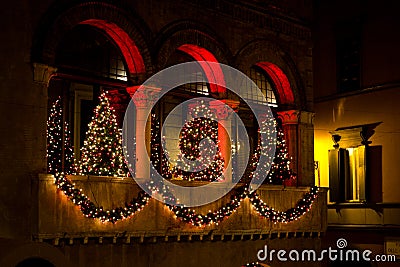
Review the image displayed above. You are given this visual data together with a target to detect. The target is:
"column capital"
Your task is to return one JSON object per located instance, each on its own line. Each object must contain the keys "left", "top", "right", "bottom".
{"left": 299, "top": 110, "right": 315, "bottom": 125}
{"left": 277, "top": 110, "right": 315, "bottom": 125}
{"left": 127, "top": 85, "right": 161, "bottom": 109}
{"left": 277, "top": 110, "right": 300, "bottom": 125}
{"left": 209, "top": 99, "right": 240, "bottom": 120}
{"left": 107, "top": 89, "right": 129, "bottom": 103}
{"left": 33, "top": 63, "right": 57, "bottom": 85}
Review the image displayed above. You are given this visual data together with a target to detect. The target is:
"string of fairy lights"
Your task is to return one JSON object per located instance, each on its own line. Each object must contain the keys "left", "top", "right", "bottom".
{"left": 246, "top": 119, "right": 296, "bottom": 185}
{"left": 53, "top": 171, "right": 318, "bottom": 224}
{"left": 46, "top": 97, "right": 74, "bottom": 174}
{"left": 75, "top": 91, "right": 130, "bottom": 177}
{"left": 46, "top": 93, "right": 319, "bottom": 224}
{"left": 54, "top": 172, "right": 149, "bottom": 223}
{"left": 173, "top": 101, "right": 224, "bottom": 181}
{"left": 150, "top": 113, "right": 172, "bottom": 179}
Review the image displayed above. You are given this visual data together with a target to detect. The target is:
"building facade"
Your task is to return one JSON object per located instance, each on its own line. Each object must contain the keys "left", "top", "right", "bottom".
{"left": 314, "top": 1, "right": 400, "bottom": 266}
{"left": 0, "top": 0, "right": 326, "bottom": 266}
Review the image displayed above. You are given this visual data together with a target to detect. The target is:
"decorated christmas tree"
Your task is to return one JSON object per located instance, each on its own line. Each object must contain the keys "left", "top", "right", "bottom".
{"left": 76, "top": 91, "right": 129, "bottom": 177}
{"left": 173, "top": 102, "right": 224, "bottom": 181}
{"left": 248, "top": 119, "right": 296, "bottom": 185}
{"left": 267, "top": 124, "right": 296, "bottom": 184}
{"left": 150, "top": 113, "right": 172, "bottom": 179}
{"left": 46, "top": 97, "right": 74, "bottom": 174}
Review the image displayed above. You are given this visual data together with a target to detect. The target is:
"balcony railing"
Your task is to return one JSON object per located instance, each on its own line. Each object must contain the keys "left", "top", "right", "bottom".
{"left": 34, "top": 174, "right": 327, "bottom": 243}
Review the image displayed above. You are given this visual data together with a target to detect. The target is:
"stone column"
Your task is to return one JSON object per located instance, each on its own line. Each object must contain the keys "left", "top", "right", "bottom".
{"left": 127, "top": 86, "right": 161, "bottom": 180}
{"left": 33, "top": 63, "right": 58, "bottom": 172}
{"left": 33, "top": 63, "right": 57, "bottom": 86}
{"left": 277, "top": 110, "right": 315, "bottom": 186}
{"left": 210, "top": 100, "right": 239, "bottom": 183}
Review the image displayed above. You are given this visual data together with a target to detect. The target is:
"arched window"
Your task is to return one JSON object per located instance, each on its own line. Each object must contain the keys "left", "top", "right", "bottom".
{"left": 245, "top": 66, "right": 278, "bottom": 107}
{"left": 154, "top": 48, "right": 216, "bottom": 168}
{"left": 236, "top": 65, "right": 280, "bottom": 154}
{"left": 171, "top": 51, "right": 210, "bottom": 96}
{"left": 178, "top": 68, "right": 209, "bottom": 95}
{"left": 56, "top": 24, "right": 128, "bottom": 82}
{"left": 235, "top": 65, "right": 282, "bottom": 183}
{"left": 48, "top": 24, "right": 132, "bottom": 165}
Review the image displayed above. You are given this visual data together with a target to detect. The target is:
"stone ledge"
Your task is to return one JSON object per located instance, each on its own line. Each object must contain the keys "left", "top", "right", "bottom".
{"left": 38, "top": 173, "right": 327, "bottom": 191}
{"left": 33, "top": 230, "right": 324, "bottom": 245}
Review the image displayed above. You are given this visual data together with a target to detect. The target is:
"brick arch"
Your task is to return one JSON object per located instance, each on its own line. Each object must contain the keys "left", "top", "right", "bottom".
{"left": 234, "top": 39, "right": 306, "bottom": 110}
{"left": 177, "top": 44, "right": 226, "bottom": 95}
{"left": 255, "top": 62, "right": 294, "bottom": 106}
{"left": 154, "top": 20, "right": 233, "bottom": 71}
{"left": 16, "top": 258, "right": 54, "bottom": 267}
{"left": 79, "top": 19, "right": 145, "bottom": 75}
{"left": 31, "top": 1, "right": 152, "bottom": 78}
{"left": 0, "top": 242, "right": 71, "bottom": 267}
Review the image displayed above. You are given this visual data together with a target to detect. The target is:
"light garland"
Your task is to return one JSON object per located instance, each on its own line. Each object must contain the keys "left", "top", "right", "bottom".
{"left": 52, "top": 173, "right": 317, "bottom": 225}
{"left": 54, "top": 172, "right": 150, "bottom": 223}
{"left": 166, "top": 186, "right": 318, "bottom": 227}
{"left": 166, "top": 186, "right": 247, "bottom": 227}
{"left": 248, "top": 186, "right": 318, "bottom": 223}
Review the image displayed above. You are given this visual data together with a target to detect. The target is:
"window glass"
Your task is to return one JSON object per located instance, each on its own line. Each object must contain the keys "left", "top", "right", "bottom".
{"left": 245, "top": 66, "right": 278, "bottom": 107}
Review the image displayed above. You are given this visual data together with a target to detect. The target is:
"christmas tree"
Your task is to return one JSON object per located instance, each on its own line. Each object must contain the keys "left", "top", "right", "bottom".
{"left": 75, "top": 91, "right": 129, "bottom": 177}
{"left": 173, "top": 102, "right": 224, "bottom": 181}
{"left": 248, "top": 119, "right": 296, "bottom": 185}
{"left": 150, "top": 113, "right": 172, "bottom": 179}
{"left": 267, "top": 124, "right": 296, "bottom": 184}
{"left": 46, "top": 97, "right": 74, "bottom": 174}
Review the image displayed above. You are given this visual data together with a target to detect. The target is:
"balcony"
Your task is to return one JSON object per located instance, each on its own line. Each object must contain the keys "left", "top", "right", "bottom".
{"left": 34, "top": 174, "right": 327, "bottom": 244}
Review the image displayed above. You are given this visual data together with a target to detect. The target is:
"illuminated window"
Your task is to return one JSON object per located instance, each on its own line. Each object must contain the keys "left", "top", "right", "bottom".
{"left": 179, "top": 70, "right": 209, "bottom": 95}
{"left": 246, "top": 66, "right": 278, "bottom": 107}
{"left": 328, "top": 147, "right": 366, "bottom": 202}
{"left": 171, "top": 53, "right": 210, "bottom": 96}
{"left": 328, "top": 123, "right": 382, "bottom": 203}
{"left": 104, "top": 52, "right": 127, "bottom": 81}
